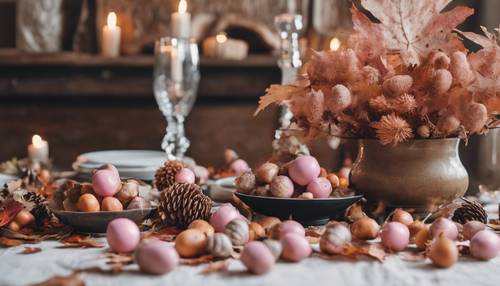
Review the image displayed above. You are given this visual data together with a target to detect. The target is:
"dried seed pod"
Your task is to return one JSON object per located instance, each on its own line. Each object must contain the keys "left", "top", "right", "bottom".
{"left": 430, "top": 51, "right": 450, "bottom": 69}
{"left": 450, "top": 51, "right": 474, "bottom": 86}
{"left": 249, "top": 222, "right": 265, "bottom": 241}
{"left": 432, "top": 69, "right": 453, "bottom": 95}
{"left": 235, "top": 171, "right": 256, "bottom": 194}
{"left": 361, "top": 65, "right": 380, "bottom": 84}
{"left": 306, "top": 89, "right": 325, "bottom": 123}
{"left": 320, "top": 223, "right": 352, "bottom": 255}
{"left": 262, "top": 239, "right": 283, "bottom": 261}
{"left": 224, "top": 219, "right": 249, "bottom": 246}
{"left": 206, "top": 233, "right": 233, "bottom": 258}
{"left": 417, "top": 125, "right": 431, "bottom": 138}
{"left": 382, "top": 75, "right": 413, "bottom": 97}
{"left": 255, "top": 162, "right": 279, "bottom": 184}
{"left": 325, "top": 84, "right": 352, "bottom": 113}
{"left": 462, "top": 102, "right": 488, "bottom": 133}
{"left": 436, "top": 115, "right": 460, "bottom": 136}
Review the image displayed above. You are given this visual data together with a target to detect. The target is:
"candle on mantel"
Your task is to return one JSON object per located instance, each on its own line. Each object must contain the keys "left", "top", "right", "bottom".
{"left": 171, "top": 0, "right": 191, "bottom": 38}
{"left": 102, "top": 12, "right": 121, "bottom": 57}
{"left": 202, "top": 32, "right": 249, "bottom": 60}
{"left": 329, "top": 37, "right": 341, "bottom": 51}
{"left": 28, "top": 135, "right": 49, "bottom": 164}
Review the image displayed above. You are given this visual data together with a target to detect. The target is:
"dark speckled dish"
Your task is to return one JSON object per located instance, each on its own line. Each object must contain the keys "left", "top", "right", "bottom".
{"left": 52, "top": 208, "right": 155, "bottom": 233}
{"left": 235, "top": 193, "right": 363, "bottom": 226}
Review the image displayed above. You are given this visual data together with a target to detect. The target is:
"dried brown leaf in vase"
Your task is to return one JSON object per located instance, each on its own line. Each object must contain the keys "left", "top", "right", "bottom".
{"left": 348, "top": 6, "right": 385, "bottom": 65}
{"left": 355, "top": 0, "right": 473, "bottom": 66}
{"left": 30, "top": 273, "right": 84, "bottom": 286}
{"left": 254, "top": 80, "right": 309, "bottom": 116}
{"left": 0, "top": 236, "right": 24, "bottom": 247}
{"left": 181, "top": 254, "right": 214, "bottom": 266}
{"left": 59, "top": 235, "right": 103, "bottom": 248}
{"left": 18, "top": 246, "right": 42, "bottom": 254}
{"left": 200, "top": 259, "right": 231, "bottom": 274}
{"left": 458, "top": 26, "right": 500, "bottom": 79}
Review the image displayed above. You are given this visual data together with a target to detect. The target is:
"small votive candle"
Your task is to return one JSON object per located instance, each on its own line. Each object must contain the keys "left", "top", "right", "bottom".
{"left": 28, "top": 135, "right": 49, "bottom": 164}
{"left": 102, "top": 12, "right": 121, "bottom": 57}
{"left": 329, "top": 37, "right": 341, "bottom": 51}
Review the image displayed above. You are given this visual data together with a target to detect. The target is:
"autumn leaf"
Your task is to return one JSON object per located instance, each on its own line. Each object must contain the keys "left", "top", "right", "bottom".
{"left": 18, "top": 246, "right": 42, "bottom": 255}
{"left": 58, "top": 235, "right": 103, "bottom": 248}
{"left": 30, "top": 273, "right": 84, "bottom": 286}
{"left": 0, "top": 201, "right": 24, "bottom": 228}
{"left": 0, "top": 236, "right": 24, "bottom": 247}
{"left": 355, "top": 0, "right": 473, "bottom": 66}
{"left": 200, "top": 259, "right": 231, "bottom": 274}
{"left": 254, "top": 79, "right": 309, "bottom": 116}
{"left": 181, "top": 255, "right": 214, "bottom": 266}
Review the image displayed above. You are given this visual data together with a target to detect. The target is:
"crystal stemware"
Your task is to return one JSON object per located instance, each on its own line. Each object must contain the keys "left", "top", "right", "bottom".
{"left": 154, "top": 37, "right": 200, "bottom": 160}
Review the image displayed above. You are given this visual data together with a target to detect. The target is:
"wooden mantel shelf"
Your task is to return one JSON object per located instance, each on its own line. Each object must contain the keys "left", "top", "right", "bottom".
{"left": 0, "top": 50, "right": 280, "bottom": 98}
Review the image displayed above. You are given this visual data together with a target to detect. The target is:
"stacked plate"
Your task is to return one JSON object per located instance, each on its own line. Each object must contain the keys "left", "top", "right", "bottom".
{"left": 73, "top": 150, "right": 166, "bottom": 181}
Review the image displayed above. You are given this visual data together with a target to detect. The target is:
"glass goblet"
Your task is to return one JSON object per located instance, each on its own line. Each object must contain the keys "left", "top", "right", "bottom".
{"left": 154, "top": 37, "right": 200, "bottom": 160}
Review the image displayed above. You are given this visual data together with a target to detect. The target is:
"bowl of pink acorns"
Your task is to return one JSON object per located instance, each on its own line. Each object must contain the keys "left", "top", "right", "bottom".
{"left": 51, "top": 164, "right": 155, "bottom": 233}
{"left": 234, "top": 155, "right": 362, "bottom": 226}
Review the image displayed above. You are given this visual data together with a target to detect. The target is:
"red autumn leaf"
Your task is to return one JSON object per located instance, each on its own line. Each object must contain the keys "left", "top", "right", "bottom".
{"left": 0, "top": 236, "right": 24, "bottom": 247}
{"left": 353, "top": 0, "right": 473, "bottom": 66}
{"left": 0, "top": 201, "right": 24, "bottom": 228}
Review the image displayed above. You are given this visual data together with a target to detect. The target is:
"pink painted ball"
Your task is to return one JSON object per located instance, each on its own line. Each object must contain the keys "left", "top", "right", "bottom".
{"left": 278, "top": 220, "right": 305, "bottom": 238}
{"left": 288, "top": 156, "right": 321, "bottom": 186}
{"left": 106, "top": 218, "right": 141, "bottom": 253}
{"left": 281, "top": 233, "right": 312, "bottom": 262}
{"left": 380, "top": 222, "right": 410, "bottom": 251}
{"left": 240, "top": 241, "right": 275, "bottom": 274}
{"left": 92, "top": 164, "right": 121, "bottom": 197}
{"left": 470, "top": 230, "right": 500, "bottom": 260}
{"left": 135, "top": 239, "right": 179, "bottom": 274}
{"left": 430, "top": 218, "right": 458, "bottom": 240}
{"left": 306, "top": 177, "right": 333, "bottom": 198}
{"left": 175, "top": 168, "right": 195, "bottom": 184}
{"left": 229, "top": 159, "right": 250, "bottom": 176}
{"left": 209, "top": 204, "right": 240, "bottom": 232}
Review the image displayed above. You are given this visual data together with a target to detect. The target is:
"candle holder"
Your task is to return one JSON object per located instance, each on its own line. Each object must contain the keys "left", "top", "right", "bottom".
{"left": 272, "top": 13, "right": 309, "bottom": 157}
{"left": 154, "top": 37, "right": 200, "bottom": 160}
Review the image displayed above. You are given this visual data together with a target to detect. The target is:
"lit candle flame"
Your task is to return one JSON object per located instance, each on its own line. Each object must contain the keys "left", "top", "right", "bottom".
{"left": 329, "top": 37, "right": 341, "bottom": 51}
{"left": 32, "top": 135, "right": 43, "bottom": 148}
{"left": 107, "top": 12, "right": 117, "bottom": 28}
{"left": 216, "top": 32, "right": 227, "bottom": 44}
{"left": 178, "top": 0, "right": 187, "bottom": 14}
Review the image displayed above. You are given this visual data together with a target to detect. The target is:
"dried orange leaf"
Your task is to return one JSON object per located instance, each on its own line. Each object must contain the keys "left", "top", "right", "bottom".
{"left": 0, "top": 236, "right": 24, "bottom": 247}
{"left": 0, "top": 201, "right": 24, "bottom": 228}
{"left": 30, "top": 273, "right": 84, "bottom": 286}
{"left": 59, "top": 235, "right": 103, "bottom": 248}
{"left": 200, "top": 259, "right": 231, "bottom": 274}
{"left": 254, "top": 80, "right": 309, "bottom": 116}
{"left": 18, "top": 246, "right": 42, "bottom": 255}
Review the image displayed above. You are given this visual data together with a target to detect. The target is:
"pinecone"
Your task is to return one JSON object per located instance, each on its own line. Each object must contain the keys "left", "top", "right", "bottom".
{"left": 154, "top": 160, "right": 185, "bottom": 190}
{"left": 158, "top": 183, "right": 212, "bottom": 228}
{"left": 452, "top": 198, "right": 487, "bottom": 224}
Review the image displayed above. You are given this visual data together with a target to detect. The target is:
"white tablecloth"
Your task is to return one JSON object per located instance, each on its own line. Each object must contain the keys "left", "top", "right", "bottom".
{"left": 1, "top": 238, "right": 499, "bottom": 286}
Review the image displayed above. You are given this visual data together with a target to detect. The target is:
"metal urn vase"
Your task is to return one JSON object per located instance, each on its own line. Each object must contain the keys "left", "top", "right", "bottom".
{"left": 350, "top": 138, "right": 469, "bottom": 212}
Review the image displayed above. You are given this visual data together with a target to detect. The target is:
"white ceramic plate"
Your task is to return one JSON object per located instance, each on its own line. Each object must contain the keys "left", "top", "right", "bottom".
{"left": 208, "top": 176, "right": 237, "bottom": 202}
{"left": 0, "top": 173, "right": 17, "bottom": 186}
{"left": 77, "top": 150, "right": 166, "bottom": 168}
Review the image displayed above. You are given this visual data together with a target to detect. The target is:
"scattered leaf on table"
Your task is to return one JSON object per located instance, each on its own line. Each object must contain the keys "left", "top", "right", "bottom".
{"left": 200, "top": 259, "right": 231, "bottom": 274}
{"left": 181, "top": 255, "right": 214, "bottom": 266}
{"left": 30, "top": 273, "right": 84, "bottom": 286}
{"left": 0, "top": 201, "right": 24, "bottom": 228}
{"left": 18, "top": 246, "right": 42, "bottom": 254}
{"left": 341, "top": 242, "right": 387, "bottom": 262}
{"left": 0, "top": 236, "right": 24, "bottom": 247}
{"left": 58, "top": 235, "right": 103, "bottom": 248}
{"left": 101, "top": 252, "right": 134, "bottom": 266}
{"left": 398, "top": 251, "right": 426, "bottom": 262}
{"left": 142, "top": 226, "right": 181, "bottom": 242}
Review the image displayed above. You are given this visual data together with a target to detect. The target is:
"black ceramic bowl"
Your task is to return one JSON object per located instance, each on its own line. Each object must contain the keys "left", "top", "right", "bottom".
{"left": 52, "top": 208, "right": 155, "bottom": 233}
{"left": 235, "top": 193, "right": 363, "bottom": 226}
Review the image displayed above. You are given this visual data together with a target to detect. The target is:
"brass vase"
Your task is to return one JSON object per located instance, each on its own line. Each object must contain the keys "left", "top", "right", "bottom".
{"left": 350, "top": 138, "right": 469, "bottom": 212}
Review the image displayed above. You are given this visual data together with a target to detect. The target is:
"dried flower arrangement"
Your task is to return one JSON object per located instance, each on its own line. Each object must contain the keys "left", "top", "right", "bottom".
{"left": 255, "top": 1, "right": 500, "bottom": 145}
